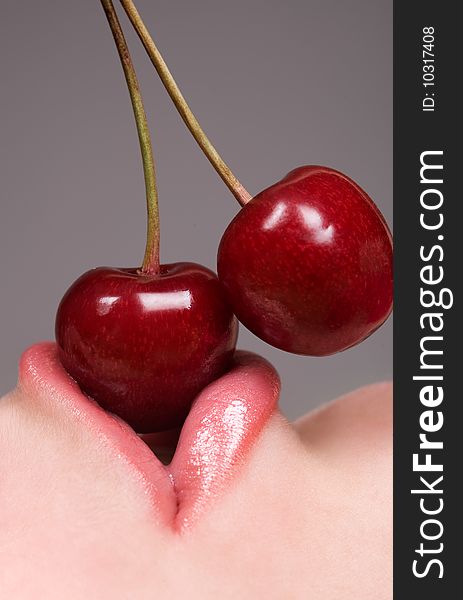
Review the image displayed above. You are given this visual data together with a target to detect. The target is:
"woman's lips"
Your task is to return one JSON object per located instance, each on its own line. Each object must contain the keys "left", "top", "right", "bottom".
{"left": 18, "top": 343, "right": 280, "bottom": 532}
{"left": 171, "top": 351, "right": 280, "bottom": 530}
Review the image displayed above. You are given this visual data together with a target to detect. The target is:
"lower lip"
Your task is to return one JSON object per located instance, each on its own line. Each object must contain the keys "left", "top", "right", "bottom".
{"left": 19, "top": 343, "right": 280, "bottom": 532}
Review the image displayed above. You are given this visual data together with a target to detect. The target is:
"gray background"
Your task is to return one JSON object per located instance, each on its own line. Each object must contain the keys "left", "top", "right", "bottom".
{"left": 0, "top": 0, "right": 392, "bottom": 420}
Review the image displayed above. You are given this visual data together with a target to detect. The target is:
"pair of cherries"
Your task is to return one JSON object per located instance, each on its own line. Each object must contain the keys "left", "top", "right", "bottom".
{"left": 55, "top": 2, "right": 392, "bottom": 434}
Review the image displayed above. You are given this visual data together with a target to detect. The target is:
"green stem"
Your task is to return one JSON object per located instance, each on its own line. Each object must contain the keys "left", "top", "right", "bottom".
{"left": 119, "top": 0, "right": 252, "bottom": 207}
{"left": 100, "top": 0, "right": 160, "bottom": 275}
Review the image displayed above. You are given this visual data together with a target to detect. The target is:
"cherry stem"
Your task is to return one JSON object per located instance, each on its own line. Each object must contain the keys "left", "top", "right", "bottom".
{"left": 100, "top": 0, "right": 160, "bottom": 275}
{"left": 119, "top": 0, "right": 252, "bottom": 207}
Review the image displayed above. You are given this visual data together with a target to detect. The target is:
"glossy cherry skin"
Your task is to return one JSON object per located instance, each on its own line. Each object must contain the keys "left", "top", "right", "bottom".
{"left": 55, "top": 263, "right": 238, "bottom": 433}
{"left": 217, "top": 166, "right": 392, "bottom": 356}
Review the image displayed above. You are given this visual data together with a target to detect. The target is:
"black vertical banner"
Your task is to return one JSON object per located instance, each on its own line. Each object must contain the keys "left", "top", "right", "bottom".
{"left": 394, "top": 2, "right": 460, "bottom": 597}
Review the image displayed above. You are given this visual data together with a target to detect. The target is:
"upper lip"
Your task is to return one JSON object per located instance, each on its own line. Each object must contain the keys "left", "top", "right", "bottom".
{"left": 19, "top": 343, "right": 280, "bottom": 533}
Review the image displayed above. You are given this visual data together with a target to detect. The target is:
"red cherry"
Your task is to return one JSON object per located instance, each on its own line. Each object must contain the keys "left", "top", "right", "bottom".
{"left": 55, "top": 263, "right": 238, "bottom": 433}
{"left": 217, "top": 166, "right": 393, "bottom": 356}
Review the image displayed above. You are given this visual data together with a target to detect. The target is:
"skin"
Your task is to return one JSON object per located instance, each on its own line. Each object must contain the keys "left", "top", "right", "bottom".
{"left": 0, "top": 345, "right": 391, "bottom": 599}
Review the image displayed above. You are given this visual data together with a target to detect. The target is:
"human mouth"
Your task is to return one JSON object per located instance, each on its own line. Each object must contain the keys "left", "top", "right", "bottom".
{"left": 18, "top": 343, "right": 280, "bottom": 532}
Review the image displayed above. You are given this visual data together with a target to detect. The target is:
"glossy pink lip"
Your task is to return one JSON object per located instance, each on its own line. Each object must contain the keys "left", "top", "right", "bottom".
{"left": 18, "top": 343, "right": 280, "bottom": 533}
